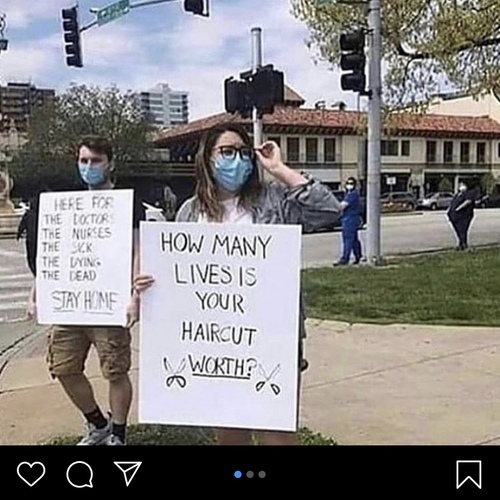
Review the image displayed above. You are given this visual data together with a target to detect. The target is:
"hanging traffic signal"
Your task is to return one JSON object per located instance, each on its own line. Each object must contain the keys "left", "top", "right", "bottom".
{"left": 339, "top": 29, "right": 365, "bottom": 93}
{"left": 224, "top": 77, "right": 252, "bottom": 118}
{"left": 183, "top": 0, "right": 209, "bottom": 17}
{"left": 248, "top": 65, "right": 284, "bottom": 116}
{"left": 61, "top": 6, "right": 83, "bottom": 68}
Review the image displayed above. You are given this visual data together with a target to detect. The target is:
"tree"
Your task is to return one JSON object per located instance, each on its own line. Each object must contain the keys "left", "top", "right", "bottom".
{"left": 438, "top": 177, "right": 453, "bottom": 193}
{"left": 291, "top": 0, "right": 500, "bottom": 111}
{"left": 480, "top": 171, "right": 497, "bottom": 194}
{"left": 10, "top": 84, "right": 154, "bottom": 196}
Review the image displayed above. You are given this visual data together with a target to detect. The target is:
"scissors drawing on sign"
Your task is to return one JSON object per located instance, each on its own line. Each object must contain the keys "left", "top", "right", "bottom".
{"left": 255, "top": 364, "right": 281, "bottom": 395}
{"left": 163, "top": 357, "right": 187, "bottom": 388}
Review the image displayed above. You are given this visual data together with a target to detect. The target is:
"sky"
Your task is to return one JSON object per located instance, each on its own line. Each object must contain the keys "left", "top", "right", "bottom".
{"left": 0, "top": 0, "right": 357, "bottom": 121}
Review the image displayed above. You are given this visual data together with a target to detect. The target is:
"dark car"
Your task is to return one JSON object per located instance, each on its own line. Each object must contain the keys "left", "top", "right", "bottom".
{"left": 380, "top": 191, "right": 417, "bottom": 211}
{"left": 475, "top": 193, "right": 500, "bottom": 208}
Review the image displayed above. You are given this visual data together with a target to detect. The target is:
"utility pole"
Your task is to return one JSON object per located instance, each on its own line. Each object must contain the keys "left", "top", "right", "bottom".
{"left": 251, "top": 27, "right": 263, "bottom": 147}
{"left": 366, "top": 0, "right": 382, "bottom": 265}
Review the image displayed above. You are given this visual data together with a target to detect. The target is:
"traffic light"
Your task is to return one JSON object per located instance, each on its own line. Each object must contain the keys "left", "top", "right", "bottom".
{"left": 339, "top": 29, "right": 366, "bottom": 93}
{"left": 247, "top": 65, "right": 284, "bottom": 115}
{"left": 183, "top": 0, "right": 209, "bottom": 17}
{"left": 224, "top": 77, "right": 252, "bottom": 118}
{"left": 61, "top": 6, "right": 83, "bottom": 68}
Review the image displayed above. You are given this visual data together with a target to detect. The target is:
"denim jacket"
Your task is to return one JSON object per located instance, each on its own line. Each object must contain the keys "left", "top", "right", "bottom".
{"left": 175, "top": 177, "right": 343, "bottom": 341}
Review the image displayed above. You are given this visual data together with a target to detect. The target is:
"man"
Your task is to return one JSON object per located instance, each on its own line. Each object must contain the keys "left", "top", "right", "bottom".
{"left": 334, "top": 177, "right": 363, "bottom": 266}
{"left": 447, "top": 180, "right": 476, "bottom": 251}
{"left": 27, "top": 136, "right": 144, "bottom": 445}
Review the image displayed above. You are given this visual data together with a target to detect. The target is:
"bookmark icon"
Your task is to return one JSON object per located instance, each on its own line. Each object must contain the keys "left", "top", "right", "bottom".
{"left": 114, "top": 462, "right": 142, "bottom": 487}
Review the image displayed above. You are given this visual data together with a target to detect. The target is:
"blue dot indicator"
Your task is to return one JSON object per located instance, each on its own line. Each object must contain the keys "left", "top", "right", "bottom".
{"left": 234, "top": 471, "right": 242, "bottom": 478}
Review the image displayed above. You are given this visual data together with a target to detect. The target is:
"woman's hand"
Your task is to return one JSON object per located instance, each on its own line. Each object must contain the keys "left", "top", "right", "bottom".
{"left": 254, "top": 141, "right": 285, "bottom": 175}
{"left": 255, "top": 141, "right": 307, "bottom": 188}
{"left": 125, "top": 295, "right": 139, "bottom": 329}
{"left": 133, "top": 274, "right": 155, "bottom": 293}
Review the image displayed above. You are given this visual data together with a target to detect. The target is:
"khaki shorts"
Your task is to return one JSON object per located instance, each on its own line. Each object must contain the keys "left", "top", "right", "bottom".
{"left": 47, "top": 325, "right": 131, "bottom": 381}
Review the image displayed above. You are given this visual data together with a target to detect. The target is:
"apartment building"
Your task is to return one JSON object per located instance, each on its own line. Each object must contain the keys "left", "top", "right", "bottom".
{"left": 0, "top": 82, "right": 55, "bottom": 133}
{"left": 138, "top": 83, "right": 189, "bottom": 126}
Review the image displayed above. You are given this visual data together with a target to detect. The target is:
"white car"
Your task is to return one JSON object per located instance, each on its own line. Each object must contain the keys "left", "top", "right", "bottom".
{"left": 143, "top": 202, "right": 166, "bottom": 221}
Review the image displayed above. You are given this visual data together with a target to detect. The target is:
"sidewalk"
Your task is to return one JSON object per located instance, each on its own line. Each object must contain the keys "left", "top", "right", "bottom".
{"left": 2, "top": 319, "right": 500, "bottom": 445}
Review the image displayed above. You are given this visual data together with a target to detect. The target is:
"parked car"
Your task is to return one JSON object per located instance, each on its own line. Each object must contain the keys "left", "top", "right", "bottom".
{"left": 417, "top": 192, "right": 454, "bottom": 210}
{"left": 143, "top": 202, "right": 166, "bottom": 221}
{"left": 380, "top": 191, "right": 416, "bottom": 211}
{"left": 475, "top": 193, "right": 500, "bottom": 208}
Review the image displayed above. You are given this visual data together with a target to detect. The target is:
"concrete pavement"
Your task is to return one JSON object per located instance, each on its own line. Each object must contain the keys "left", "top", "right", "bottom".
{"left": 2, "top": 318, "right": 500, "bottom": 445}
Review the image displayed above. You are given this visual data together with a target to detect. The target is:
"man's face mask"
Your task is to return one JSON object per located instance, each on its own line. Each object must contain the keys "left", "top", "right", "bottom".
{"left": 459, "top": 184, "right": 467, "bottom": 192}
{"left": 78, "top": 160, "right": 109, "bottom": 187}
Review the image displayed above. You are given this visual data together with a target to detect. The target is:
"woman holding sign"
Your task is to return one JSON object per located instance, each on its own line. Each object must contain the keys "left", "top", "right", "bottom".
{"left": 134, "top": 124, "right": 342, "bottom": 445}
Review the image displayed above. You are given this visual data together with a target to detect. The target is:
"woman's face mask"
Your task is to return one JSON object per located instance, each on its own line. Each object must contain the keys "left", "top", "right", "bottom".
{"left": 345, "top": 183, "right": 355, "bottom": 191}
{"left": 212, "top": 145, "right": 254, "bottom": 193}
{"left": 458, "top": 184, "right": 467, "bottom": 192}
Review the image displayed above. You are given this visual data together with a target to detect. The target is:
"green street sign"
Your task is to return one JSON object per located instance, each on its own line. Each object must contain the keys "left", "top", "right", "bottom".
{"left": 97, "top": 0, "right": 131, "bottom": 26}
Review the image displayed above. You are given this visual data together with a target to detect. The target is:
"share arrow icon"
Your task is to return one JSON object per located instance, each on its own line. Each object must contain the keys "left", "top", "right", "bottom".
{"left": 114, "top": 462, "right": 142, "bottom": 487}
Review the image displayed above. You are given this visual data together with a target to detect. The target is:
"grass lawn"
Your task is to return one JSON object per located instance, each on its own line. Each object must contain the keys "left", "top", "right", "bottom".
{"left": 302, "top": 247, "right": 500, "bottom": 326}
{"left": 44, "top": 425, "right": 336, "bottom": 445}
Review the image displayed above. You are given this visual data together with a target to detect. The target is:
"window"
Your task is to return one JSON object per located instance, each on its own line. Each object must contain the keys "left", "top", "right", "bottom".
{"left": 443, "top": 141, "right": 453, "bottom": 163}
{"left": 477, "top": 142, "right": 486, "bottom": 164}
{"left": 306, "top": 138, "right": 318, "bottom": 162}
{"left": 426, "top": 141, "right": 437, "bottom": 163}
{"left": 460, "top": 142, "right": 470, "bottom": 164}
{"left": 381, "top": 140, "right": 398, "bottom": 156}
{"left": 268, "top": 136, "right": 281, "bottom": 148}
{"left": 324, "top": 138, "right": 336, "bottom": 162}
{"left": 286, "top": 137, "right": 300, "bottom": 163}
{"left": 401, "top": 140, "right": 410, "bottom": 156}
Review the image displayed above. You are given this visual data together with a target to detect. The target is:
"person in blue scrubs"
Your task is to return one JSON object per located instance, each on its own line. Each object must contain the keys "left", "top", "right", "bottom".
{"left": 334, "top": 177, "right": 363, "bottom": 266}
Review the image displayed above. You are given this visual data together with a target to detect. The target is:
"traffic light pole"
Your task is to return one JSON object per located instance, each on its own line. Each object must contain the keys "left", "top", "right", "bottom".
{"left": 251, "top": 27, "right": 263, "bottom": 147}
{"left": 366, "top": 0, "right": 382, "bottom": 266}
{"left": 82, "top": 0, "right": 192, "bottom": 32}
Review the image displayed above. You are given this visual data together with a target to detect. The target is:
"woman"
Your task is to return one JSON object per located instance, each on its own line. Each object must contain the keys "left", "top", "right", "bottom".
{"left": 133, "top": 123, "right": 342, "bottom": 445}
{"left": 334, "top": 176, "right": 362, "bottom": 266}
{"left": 447, "top": 181, "right": 476, "bottom": 251}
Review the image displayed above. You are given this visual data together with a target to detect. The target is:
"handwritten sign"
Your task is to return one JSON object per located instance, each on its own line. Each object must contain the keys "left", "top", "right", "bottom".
{"left": 36, "top": 189, "right": 133, "bottom": 326}
{"left": 138, "top": 222, "right": 302, "bottom": 431}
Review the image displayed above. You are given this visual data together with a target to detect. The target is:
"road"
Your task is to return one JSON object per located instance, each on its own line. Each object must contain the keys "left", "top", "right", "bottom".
{"left": 302, "top": 208, "right": 500, "bottom": 267}
{"left": 1, "top": 208, "right": 499, "bottom": 353}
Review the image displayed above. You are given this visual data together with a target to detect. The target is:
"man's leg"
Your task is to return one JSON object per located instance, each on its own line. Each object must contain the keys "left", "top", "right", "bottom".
{"left": 455, "top": 217, "right": 467, "bottom": 249}
{"left": 47, "top": 326, "right": 111, "bottom": 445}
{"left": 449, "top": 217, "right": 461, "bottom": 248}
{"left": 92, "top": 327, "right": 132, "bottom": 445}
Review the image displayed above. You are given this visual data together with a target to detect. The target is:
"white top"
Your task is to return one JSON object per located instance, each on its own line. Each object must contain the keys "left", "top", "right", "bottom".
{"left": 198, "top": 197, "right": 253, "bottom": 224}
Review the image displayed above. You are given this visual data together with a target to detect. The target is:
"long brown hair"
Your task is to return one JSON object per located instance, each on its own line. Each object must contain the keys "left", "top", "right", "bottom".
{"left": 194, "top": 123, "right": 263, "bottom": 221}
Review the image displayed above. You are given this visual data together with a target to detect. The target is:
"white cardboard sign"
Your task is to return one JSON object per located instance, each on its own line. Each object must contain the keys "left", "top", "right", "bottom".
{"left": 36, "top": 189, "right": 133, "bottom": 326}
{"left": 138, "top": 222, "right": 302, "bottom": 431}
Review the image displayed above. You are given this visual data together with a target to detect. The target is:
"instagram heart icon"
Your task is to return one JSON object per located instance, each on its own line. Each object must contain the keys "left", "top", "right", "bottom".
{"left": 17, "top": 462, "right": 46, "bottom": 487}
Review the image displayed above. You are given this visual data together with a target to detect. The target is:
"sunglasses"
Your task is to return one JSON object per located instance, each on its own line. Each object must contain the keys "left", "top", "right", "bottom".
{"left": 215, "top": 146, "right": 254, "bottom": 161}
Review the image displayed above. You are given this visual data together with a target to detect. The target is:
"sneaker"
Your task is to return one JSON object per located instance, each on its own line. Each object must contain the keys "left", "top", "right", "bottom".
{"left": 77, "top": 418, "right": 111, "bottom": 446}
{"left": 333, "top": 260, "right": 348, "bottom": 267}
{"left": 103, "top": 434, "right": 126, "bottom": 446}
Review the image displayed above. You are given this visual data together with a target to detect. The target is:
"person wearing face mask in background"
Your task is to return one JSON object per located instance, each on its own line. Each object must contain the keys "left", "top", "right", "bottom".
{"left": 26, "top": 136, "right": 145, "bottom": 445}
{"left": 447, "top": 180, "right": 476, "bottom": 251}
{"left": 334, "top": 177, "right": 363, "bottom": 266}
{"left": 131, "top": 123, "right": 342, "bottom": 445}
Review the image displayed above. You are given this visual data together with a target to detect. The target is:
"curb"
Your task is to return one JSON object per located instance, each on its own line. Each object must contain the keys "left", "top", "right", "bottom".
{"left": 0, "top": 325, "right": 50, "bottom": 379}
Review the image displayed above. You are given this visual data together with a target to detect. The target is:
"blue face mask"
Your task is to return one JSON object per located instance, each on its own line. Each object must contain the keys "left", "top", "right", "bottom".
{"left": 78, "top": 162, "right": 108, "bottom": 187}
{"left": 213, "top": 156, "right": 253, "bottom": 192}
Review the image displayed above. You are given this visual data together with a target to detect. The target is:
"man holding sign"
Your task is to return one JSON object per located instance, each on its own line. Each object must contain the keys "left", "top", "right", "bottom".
{"left": 134, "top": 124, "right": 342, "bottom": 445}
{"left": 27, "top": 136, "right": 144, "bottom": 446}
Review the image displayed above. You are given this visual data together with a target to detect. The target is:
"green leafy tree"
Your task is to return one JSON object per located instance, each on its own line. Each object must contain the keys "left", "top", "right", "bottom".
{"left": 480, "top": 171, "right": 497, "bottom": 194}
{"left": 438, "top": 177, "right": 454, "bottom": 192}
{"left": 291, "top": 0, "right": 500, "bottom": 111}
{"left": 10, "top": 84, "right": 154, "bottom": 196}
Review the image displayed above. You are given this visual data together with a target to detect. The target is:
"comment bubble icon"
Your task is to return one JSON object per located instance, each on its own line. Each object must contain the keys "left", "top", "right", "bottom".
{"left": 66, "top": 461, "right": 94, "bottom": 488}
